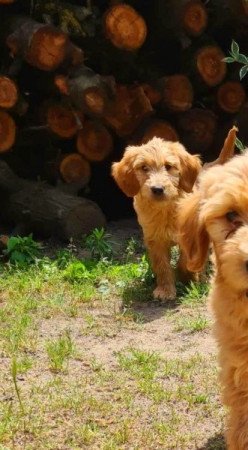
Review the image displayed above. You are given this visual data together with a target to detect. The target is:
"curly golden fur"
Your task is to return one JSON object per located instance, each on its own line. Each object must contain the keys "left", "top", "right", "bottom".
{"left": 112, "top": 137, "right": 201, "bottom": 301}
{"left": 178, "top": 151, "right": 248, "bottom": 449}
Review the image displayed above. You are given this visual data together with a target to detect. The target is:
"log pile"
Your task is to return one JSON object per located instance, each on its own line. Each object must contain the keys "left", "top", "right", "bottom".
{"left": 0, "top": 0, "right": 247, "bottom": 232}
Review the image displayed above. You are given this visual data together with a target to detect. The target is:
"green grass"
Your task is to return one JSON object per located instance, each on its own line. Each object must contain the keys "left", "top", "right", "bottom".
{"left": 174, "top": 314, "right": 210, "bottom": 333}
{"left": 46, "top": 330, "right": 75, "bottom": 372}
{"left": 0, "top": 238, "right": 225, "bottom": 449}
{"left": 178, "top": 280, "right": 209, "bottom": 306}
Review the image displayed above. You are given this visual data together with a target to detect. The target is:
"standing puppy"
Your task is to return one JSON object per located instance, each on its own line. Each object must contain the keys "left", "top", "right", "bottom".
{"left": 112, "top": 137, "right": 201, "bottom": 301}
{"left": 178, "top": 152, "right": 248, "bottom": 449}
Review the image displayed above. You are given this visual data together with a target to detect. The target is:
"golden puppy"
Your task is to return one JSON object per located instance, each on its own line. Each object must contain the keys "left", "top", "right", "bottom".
{"left": 112, "top": 137, "right": 201, "bottom": 301}
{"left": 178, "top": 151, "right": 248, "bottom": 449}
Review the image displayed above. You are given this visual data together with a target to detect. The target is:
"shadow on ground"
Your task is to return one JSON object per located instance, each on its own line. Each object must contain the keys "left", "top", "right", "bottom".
{"left": 198, "top": 433, "right": 226, "bottom": 450}
{"left": 121, "top": 281, "right": 180, "bottom": 323}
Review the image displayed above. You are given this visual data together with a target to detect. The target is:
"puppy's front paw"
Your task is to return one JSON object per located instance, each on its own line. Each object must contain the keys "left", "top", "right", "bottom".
{"left": 153, "top": 285, "right": 176, "bottom": 302}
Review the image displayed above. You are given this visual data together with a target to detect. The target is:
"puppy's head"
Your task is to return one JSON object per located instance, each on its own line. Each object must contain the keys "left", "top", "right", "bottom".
{"left": 112, "top": 137, "right": 201, "bottom": 200}
{"left": 178, "top": 152, "right": 248, "bottom": 293}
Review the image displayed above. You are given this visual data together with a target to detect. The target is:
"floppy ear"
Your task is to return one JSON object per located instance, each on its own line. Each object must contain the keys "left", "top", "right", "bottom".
{"left": 178, "top": 190, "right": 209, "bottom": 272}
{"left": 111, "top": 146, "right": 140, "bottom": 197}
{"left": 175, "top": 143, "right": 202, "bottom": 193}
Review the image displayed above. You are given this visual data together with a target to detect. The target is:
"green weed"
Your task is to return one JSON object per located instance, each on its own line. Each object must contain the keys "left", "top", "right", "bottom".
{"left": 179, "top": 281, "right": 209, "bottom": 306}
{"left": 83, "top": 228, "right": 115, "bottom": 260}
{"left": 174, "top": 314, "right": 209, "bottom": 333}
{"left": 4, "top": 235, "right": 42, "bottom": 266}
{"left": 46, "top": 330, "right": 74, "bottom": 372}
{"left": 117, "top": 348, "right": 160, "bottom": 380}
{"left": 63, "top": 260, "right": 91, "bottom": 283}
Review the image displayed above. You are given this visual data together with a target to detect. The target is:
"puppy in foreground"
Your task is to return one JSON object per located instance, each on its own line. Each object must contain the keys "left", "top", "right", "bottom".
{"left": 112, "top": 137, "right": 201, "bottom": 301}
{"left": 178, "top": 151, "right": 248, "bottom": 449}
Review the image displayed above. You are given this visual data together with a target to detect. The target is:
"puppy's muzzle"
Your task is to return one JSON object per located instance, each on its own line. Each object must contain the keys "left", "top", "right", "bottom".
{"left": 151, "top": 186, "right": 164, "bottom": 196}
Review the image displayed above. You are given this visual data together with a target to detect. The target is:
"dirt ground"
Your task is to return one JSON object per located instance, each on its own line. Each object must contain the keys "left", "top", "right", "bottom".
{"left": 0, "top": 218, "right": 226, "bottom": 450}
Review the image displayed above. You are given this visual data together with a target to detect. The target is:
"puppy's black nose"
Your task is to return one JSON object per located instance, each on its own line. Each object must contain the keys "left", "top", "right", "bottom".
{"left": 151, "top": 186, "right": 164, "bottom": 195}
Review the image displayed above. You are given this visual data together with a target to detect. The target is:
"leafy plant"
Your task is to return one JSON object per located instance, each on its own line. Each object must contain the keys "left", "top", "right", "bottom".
{"left": 223, "top": 40, "right": 248, "bottom": 152}
{"left": 56, "top": 249, "right": 74, "bottom": 269}
{"left": 235, "top": 136, "right": 246, "bottom": 153}
{"left": 223, "top": 40, "right": 248, "bottom": 80}
{"left": 63, "top": 260, "right": 90, "bottom": 283}
{"left": 4, "top": 235, "right": 42, "bottom": 266}
{"left": 83, "top": 228, "right": 114, "bottom": 260}
{"left": 139, "top": 253, "right": 154, "bottom": 285}
{"left": 125, "top": 237, "right": 143, "bottom": 261}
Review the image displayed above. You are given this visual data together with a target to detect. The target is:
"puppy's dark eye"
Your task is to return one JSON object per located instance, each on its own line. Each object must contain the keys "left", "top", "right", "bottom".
{"left": 226, "top": 211, "right": 239, "bottom": 222}
{"left": 141, "top": 165, "right": 149, "bottom": 172}
{"left": 165, "top": 164, "right": 172, "bottom": 171}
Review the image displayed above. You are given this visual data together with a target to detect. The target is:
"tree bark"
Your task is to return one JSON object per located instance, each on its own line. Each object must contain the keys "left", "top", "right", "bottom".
{"left": 55, "top": 65, "right": 115, "bottom": 116}
{"left": 0, "top": 160, "right": 105, "bottom": 241}
{"left": 6, "top": 17, "right": 69, "bottom": 71}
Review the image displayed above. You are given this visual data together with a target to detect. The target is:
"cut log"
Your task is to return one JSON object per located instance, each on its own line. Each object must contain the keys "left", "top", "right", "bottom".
{"left": 13, "top": 96, "right": 29, "bottom": 117}
{"left": 0, "top": 110, "right": 16, "bottom": 153}
{"left": 182, "top": 0, "right": 208, "bottom": 36}
{"left": 55, "top": 66, "right": 115, "bottom": 116}
{"left": 160, "top": 75, "right": 193, "bottom": 112}
{"left": 104, "top": 85, "right": 153, "bottom": 137}
{"left": 46, "top": 104, "right": 84, "bottom": 139}
{"left": 141, "top": 84, "right": 162, "bottom": 106}
{"left": 228, "top": 0, "right": 248, "bottom": 18}
{"left": 140, "top": 120, "right": 179, "bottom": 144}
{"left": 0, "top": 160, "right": 105, "bottom": 241}
{"left": 195, "top": 45, "right": 226, "bottom": 87}
{"left": 203, "top": 126, "right": 238, "bottom": 170}
{"left": 0, "top": 76, "right": 18, "bottom": 109}
{"left": 217, "top": 81, "right": 246, "bottom": 114}
{"left": 104, "top": 4, "right": 147, "bottom": 51}
{"left": 177, "top": 108, "right": 217, "bottom": 153}
{"left": 60, "top": 153, "right": 91, "bottom": 184}
{"left": 65, "top": 42, "right": 84, "bottom": 68}
{"left": 77, "top": 121, "right": 113, "bottom": 162}
{"left": 6, "top": 17, "right": 69, "bottom": 71}
{"left": 0, "top": 77, "right": 28, "bottom": 117}
{"left": 242, "top": 0, "right": 248, "bottom": 14}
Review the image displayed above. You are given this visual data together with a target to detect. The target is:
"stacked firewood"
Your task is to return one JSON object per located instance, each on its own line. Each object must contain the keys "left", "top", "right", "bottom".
{"left": 0, "top": 0, "right": 248, "bottom": 231}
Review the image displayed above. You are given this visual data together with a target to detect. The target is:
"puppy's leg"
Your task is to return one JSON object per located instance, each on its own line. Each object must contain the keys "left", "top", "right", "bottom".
{"left": 226, "top": 407, "right": 248, "bottom": 450}
{"left": 176, "top": 249, "right": 198, "bottom": 283}
{"left": 222, "top": 366, "right": 248, "bottom": 450}
{"left": 145, "top": 239, "right": 176, "bottom": 301}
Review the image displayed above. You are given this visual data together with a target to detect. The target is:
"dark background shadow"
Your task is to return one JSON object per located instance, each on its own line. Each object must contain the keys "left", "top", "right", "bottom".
{"left": 121, "top": 280, "right": 180, "bottom": 323}
{"left": 198, "top": 433, "right": 226, "bottom": 450}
